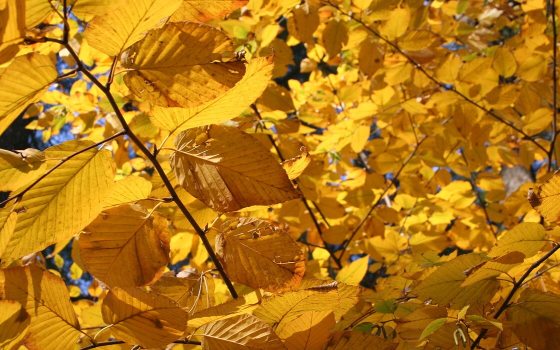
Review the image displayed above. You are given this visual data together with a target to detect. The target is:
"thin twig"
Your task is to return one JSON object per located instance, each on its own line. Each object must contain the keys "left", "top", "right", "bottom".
{"left": 0, "top": 131, "right": 125, "bottom": 207}
{"left": 81, "top": 339, "right": 202, "bottom": 350}
{"left": 471, "top": 243, "right": 560, "bottom": 349}
{"left": 326, "top": 0, "right": 549, "bottom": 156}
{"left": 250, "top": 104, "right": 342, "bottom": 268}
{"left": 549, "top": 0, "right": 559, "bottom": 170}
{"left": 52, "top": 11, "right": 238, "bottom": 299}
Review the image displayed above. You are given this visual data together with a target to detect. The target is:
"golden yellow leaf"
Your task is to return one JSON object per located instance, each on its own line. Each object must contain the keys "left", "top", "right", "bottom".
{"left": 171, "top": 125, "right": 300, "bottom": 212}
{"left": 282, "top": 149, "right": 310, "bottom": 180}
{"left": 200, "top": 314, "right": 285, "bottom": 350}
{"left": 492, "top": 47, "right": 517, "bottom": 77}
{"left": 336, "top": 256, "right": 369, "bottom": 286}
{"left": 151, "top": 273, "right": 213, "bottom": 312}
{"left": 102, "top": 176, "right": 152, "bottom": 209}
{"left": 350, "top": 124, "right": 370, "bottom": 153}
{"left": 0, "top": 300, "right": 29, "bottom": 350}
{"left": 150, "top": 56, "right": 273, "bottom": 132}
{"left": 0, "top": 209, "right": 16, "bottom": 258}
{"left": 189, "top": 293, "right": 260, "bottom": 329}
{"left": 528, "top": 171, "right": 560, "bottom": 223}
{"left": 322, "top": 20, "right": 348, "bottom": 58}
{"left": 506, "top": 289, "right": 560, "bottom": 350}
{"left": 0, "top": 53, "right": 57, "bottom": 136}
{"left": 288, "top": 5, "right": 319, "bottom": 43}
{"left": 101, "top": 287, "right": 188, "bottom": 348}
{"left": 85, "top": 0, "right": 182, "bottom": 56}
{"left": 170, "top": 0, "right": 248, "bottom": 22}
{"left": 488, "top": 222, "right": 546, "bottom": 258}
{"left": 78, "top": 204, "right": 170, "bottom": 287}
{"left": 0, "top": 0, "right": 24, "bottom": 64}
{"left": 25, "top": 0, "right": 52, "bottom": 28}
{"left": 1, "top": 140, "right": 115, "bottom": 263}
{"left": 70, "top": 0, "right": 119, "bottom": 16}
{"left": 0, "top": 266, "right": 82, "bottom": 350}
{"left": 275, "top": 310, "right": 335, "bottom": 350}
{"left": 253, "top": 283, "right": 361, "bottom": 325}
{"left": 215, "top": 217, "right": 305, "bottom": 291}
{"left": 414, "top": 253, "right": 499, "bottom": 310}
{"left": 380, "top": 7, "right": 410, "bottom": 41}
{"left": 396, "top": 305, "right": 447, "bottom": 341}
{"left": 122, "top": 21, "right": 245, "bottom": 108}
{"left": 0, "top": 148, "right": 45, "bottom": 192}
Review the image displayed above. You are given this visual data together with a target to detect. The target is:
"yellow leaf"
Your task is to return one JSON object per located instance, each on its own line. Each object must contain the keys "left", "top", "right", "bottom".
{"left": 151, "top": 273, "right": 213, "bottom": 312}
{"left": 169, "top": 231, "right": 194, "bottom": 264}
{"left": 78, "top": 204, "right": 170, "bottom": 287}
{"left": 25, "top": 0, "right": 52, "bottom": 27}
{"left": 70, "top": 0, "right": 119, "bottom": 16}
{"left": 380, "top": 7, "right": 410, "bottom": 41}
{"left": 331, "top": 331, "right": 396, "bottom": 350}
{"left": 0, "top": 208, "right": 16, "bottom": 258}
{"left": 276, "top": 310, "right": 335, "bottom": 350}
{"left": 102, "top": 175, "right": 152, "bottom": 209}
{"left": 215, "top": 217, "right": 305, "bottom": 291}
{"left": 171, "top": 125, "right": 300, "bottom": 212}
{"left": 0, "top": 266, "right": 82, "bottom": 350}
{"left": 0, "top": 0, "right": 24, "bottom": 64}
{"left": 528, "top": 173, "right": 560, "bottom": 223}
{"left": 0, "top": 53, "right": 57, "bottom": 136}
{"left": 253, "top": 283, "right": 361, "bottom": 325}
{"left": 336, "top": 256, "right": 369, "bottom": 285}
{"left": 200, "top": 314, "right": 285, "bottom": 350}
{"left": 189, "top": 293, "right": 260, "bottom": 329}
{"left": 506, "top": 289, "right": 560, "bottom": 350}
{"left": 122, "top": 21, "right": 245, "bottom": 108}
{"left": 0, "top": 300, "right": 30, "bottom": 350}
{"left": 0, "top": 148, "right": 45, "bottom": 192}
{"left": 414, "top": 253, "right": 499, "bottom": 310}
{"left": 150, "top": 56, "right": 273, "bottom": 132}
{"left": 69, "top": 263, "right": 83, "bottom": 280}
{"left": 488, "top": 222, "right": 546, "bottom": 258}
{"left": 288, "top": 5, "right": 320, "bottom": 43}
{"left": 101, "top": 287, "right": 188, "bottom": 348}
{"left": 350, "top": 124, "right": 370, "bottom": 153}
{"left": 523, "top": 107, "right": 552, "bottom": 135}
{"left": 282, "top": 149, "right": 311, "bottom": 180}
{"left": 170, "top": 0, "right": 248, "bottom": 22}
{"left": 1, "top": 140, "right": 115, "bottom": 264}
{"left": 492, "top": 47, "right": 517, "bottom": 77}
{"left": 84, "top": 0, "right": 182, "bottom": 56}
{"left": 322, "top": 20, "right": 348, "bottom": 57}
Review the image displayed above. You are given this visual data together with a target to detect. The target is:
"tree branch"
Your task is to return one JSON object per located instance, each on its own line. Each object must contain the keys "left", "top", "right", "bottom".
{"left": 549, "top": 0, "right": 558, "bottom": 171}
{"left": 54, "top": 4, "right": 238, "bottom": 299}
{"left": 471, "top": 243, "right": 560, "bottom": 349}
{"left": 0, "top": 131, "right": 125, "bottom": 207}
{"left": 250, "top": 104, "right": 342, "bottom": 268}
{"left": 326, "top": 1, "right": 549, "bottom": 156}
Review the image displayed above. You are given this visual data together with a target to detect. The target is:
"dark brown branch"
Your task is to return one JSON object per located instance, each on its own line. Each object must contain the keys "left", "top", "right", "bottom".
{"left": 338, "top": 135, "right": 428, "bottom": 262}
{"left": 549, "top": 0, "right": 559, "bottom": 171}
{"left": 471, "top": 243, "right": 560, "bottom": 349}
{"left": 0, "top": 131, "right": 125, "bottom": 207}
{"left": 327, "top": 1, "right": 549, "bottom": 156}
{"left": 54, "top": 10, "right": 238, "bottom": 299}
{"left": 250, "top": 104, "right": 342, "bottom": 268}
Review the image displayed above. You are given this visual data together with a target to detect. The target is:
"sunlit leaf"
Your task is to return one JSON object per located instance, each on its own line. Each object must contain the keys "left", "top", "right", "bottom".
{"left": 336, "top": 256, "right": 369, "bottom": 286}
{"left": 102, "top": 176, "right": 152, "bottom": 208}
{"left": 275, "top": 310, "right": 335, "bottom": 350}
{"left": 78, "top": 204, "right": 170, "bottom": 287}
{"left": 1, "top": 140, "right": 115, "bottom": 264}
{"left": 529, "top": 172, "right": 560, "bottom": 223}
{"left": 171, "top": 125, "right": 300, "bottom": 212}
{"left": 215, "top": 217, "right": 305, "bottom": 291}
{"left": 101, "top": 287, "right": 188, "bottom": 348}
{"left": 0, "top": 266, "right": 82, "bottom": 350}
{"left": 85, "top": 0, "right": 182, "bottom": 56}
{"left": 0, "top": 148, "right": 45, "bottom": 192}
{"left": 200, "top": 314, "right": 285, "bottom": 350}
{"left": 0, "top": 300, "right": 30, "bottom": 350}
{"left": 170, "top": 0, "right": 248, "bottom": 22}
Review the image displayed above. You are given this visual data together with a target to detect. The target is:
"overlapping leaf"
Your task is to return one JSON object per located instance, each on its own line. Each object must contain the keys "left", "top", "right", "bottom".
{"left": 170, "top": 125, "right": 300, "bottom": 212}
{"left": 0, "top": 266, "right": 82, "bottom": 350}
{"left": 101, "top": 287, "right": 188, "bottom": 348}
{"left": 275, "top": 310, "right": 334, "bottom": 350}
{"left": 85, "top": 0, "right": 182, "bottom": 56}
{"left": 101, "top": 176, "right": 152, "bottom": 208}
{"left": 0, "top": 53, "right": 57, "bottom": 135}
{"left": 0, "top": 300, "right": 30, "bottom": 350}
{"left": 78, "top": 204, "right": 170, "bottom": 287}
{"left": 200, "top": 314, "right": 285, "bottom": 350}
{"left": 170, "top": 0, "right": 248, "bottom": 22}
{"left": 150, "top": 56, "right": 273, "bottom": 132}
{"left": 215, "top": 218, "right": 305, "bottom": 291}
{"left": 1, "top": 140, "right": 115, "bottom": 263}
{"left": 0, "top": 148, "right": 44, "bottom": 192}
{"left": 529, "top": 172, "right": 560, "bottom": 223}
{"left": 122, "top": 21, "right": 245, "bottom": 108}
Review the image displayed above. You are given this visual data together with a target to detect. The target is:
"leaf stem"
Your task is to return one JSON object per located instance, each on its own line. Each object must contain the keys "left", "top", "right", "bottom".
{"left": 471, "top": 243, "right": 560, "bottom": 349}
{"left": 549, "top": 0, "right": 559, "bottom": 171}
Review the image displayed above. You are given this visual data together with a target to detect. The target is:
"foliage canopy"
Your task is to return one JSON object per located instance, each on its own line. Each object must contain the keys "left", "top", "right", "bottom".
{"left": 1, "top": 0, "right": 560, "bottom": 349}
